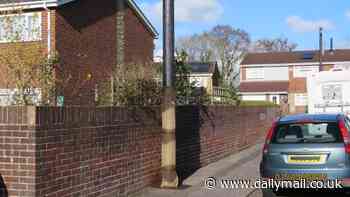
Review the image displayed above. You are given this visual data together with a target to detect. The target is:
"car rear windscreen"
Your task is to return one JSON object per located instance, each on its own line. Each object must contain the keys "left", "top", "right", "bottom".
{"left": 271, "top": 122, "right": 343, "bottom": 144}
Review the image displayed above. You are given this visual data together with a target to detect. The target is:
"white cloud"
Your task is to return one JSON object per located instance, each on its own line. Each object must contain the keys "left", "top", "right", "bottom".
{"left": 286, "top": 16, "right": 334, "bottom": 33}
{"left": 141, "top": 0, "right": 223, "bottom": 24}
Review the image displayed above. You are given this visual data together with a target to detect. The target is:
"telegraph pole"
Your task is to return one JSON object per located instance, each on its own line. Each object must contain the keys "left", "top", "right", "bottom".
{"left": 161, "top": 0, "right": 179, "bottom": 188}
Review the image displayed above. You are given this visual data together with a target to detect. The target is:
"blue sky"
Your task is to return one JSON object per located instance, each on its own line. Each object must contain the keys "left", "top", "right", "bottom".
{"left": 136, "top": 0, "right": 350, "bottom": 55}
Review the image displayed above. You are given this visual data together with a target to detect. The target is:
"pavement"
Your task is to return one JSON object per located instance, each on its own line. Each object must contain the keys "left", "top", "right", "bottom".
{"left": 136, "top": 143, "right": 349, "bottom": 197}
{"left": 137, "top": 143, "right": 269, "bottom": 197}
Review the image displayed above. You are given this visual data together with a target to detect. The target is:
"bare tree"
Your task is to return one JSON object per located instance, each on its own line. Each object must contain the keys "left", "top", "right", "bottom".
{"left": 176, "top": 33, "right": 215, "bottom": 62}
{"left": 252, "top": 37, "right": 297, "bottom": 53}
{"left": 209, "top": 25, "right": 250, "bottom": 86}
{"left": 176, "top": 25, "right": 250, "bottom": 86}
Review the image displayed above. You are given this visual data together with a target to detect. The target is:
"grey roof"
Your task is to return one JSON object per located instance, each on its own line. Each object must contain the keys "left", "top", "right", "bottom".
{"left": 188, "top": 62, "right": 217, "bottom": 74}
{"left": 242, "top": 49, "right": 350, "bottom": 65}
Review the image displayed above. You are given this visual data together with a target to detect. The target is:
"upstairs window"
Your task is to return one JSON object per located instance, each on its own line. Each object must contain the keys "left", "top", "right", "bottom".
{"left": 294, "top": 93, "right": 308, "bottom": 106}
{"left": 246, "top": 68, "right": 264, "bottom": 80}
{"left": 293, "top": 65, "right": 319, "bottom": 78}
{"left": 0, "top": 12, "right": 41, "bottom": 43}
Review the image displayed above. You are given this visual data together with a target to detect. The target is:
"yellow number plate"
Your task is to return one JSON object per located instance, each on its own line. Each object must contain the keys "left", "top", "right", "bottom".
{"left": 287, "top": 155, "right": 326, "bottom": 164}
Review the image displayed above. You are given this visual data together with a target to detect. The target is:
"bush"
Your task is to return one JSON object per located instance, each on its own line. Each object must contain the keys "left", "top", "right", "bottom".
{"left": 96, "top": 62, "right": 161, "bottom": 106}
{"left": 175, "top": 51, "right": 199, "bottom": 105}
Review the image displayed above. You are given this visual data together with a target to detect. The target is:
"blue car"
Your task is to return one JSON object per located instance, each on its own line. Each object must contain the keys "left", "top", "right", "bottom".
{"left": 260, "top": 113, "right": 350, "bottom": 195}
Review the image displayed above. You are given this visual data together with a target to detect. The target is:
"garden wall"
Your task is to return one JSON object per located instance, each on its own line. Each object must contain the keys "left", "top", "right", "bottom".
{"left": 0, "top": 106, "right": 278, "bottom": 197}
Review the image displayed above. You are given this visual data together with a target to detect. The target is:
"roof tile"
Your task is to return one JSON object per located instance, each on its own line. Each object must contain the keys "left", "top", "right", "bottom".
{"left": 242, "top": 49, "right": 350, "bottom": 65}
{"left": 239, "top": 81, "right": 289, "bottom": 93}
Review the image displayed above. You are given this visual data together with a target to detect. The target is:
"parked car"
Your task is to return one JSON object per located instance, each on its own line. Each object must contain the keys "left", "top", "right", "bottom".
{"left": 260, "top": 113, "right": 350, "bottom": 195}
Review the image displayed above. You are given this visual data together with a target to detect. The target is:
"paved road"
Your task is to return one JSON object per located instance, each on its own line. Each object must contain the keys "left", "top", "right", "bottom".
{"left": 137, "top": 144, "right": 347, "bottom": 197}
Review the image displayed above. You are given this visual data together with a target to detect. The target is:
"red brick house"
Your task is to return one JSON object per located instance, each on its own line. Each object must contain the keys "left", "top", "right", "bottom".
{"left": 0, "top": 0, "right": 158, "bottom": 105}
{"left": 240, "top": 49, "right": 350, "bottom": 114}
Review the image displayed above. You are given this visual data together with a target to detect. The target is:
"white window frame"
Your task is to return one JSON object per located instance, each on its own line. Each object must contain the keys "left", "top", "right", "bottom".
{"left": 295, "top": 93, "right": 308, "bottom": 106}
{"left": 246, "top": 67, "right": 265, "bottom": 80}
{"left": 334, "top": 64, "right": 350, "bottom": 71}
{"left": 293, "top": 65, "right": 319, "bottom": 78}
{"left": 0, "top": 88, "right": 41, "bottom": 106}
{"left": 0, "top": 12, "right": 42, "bottom": 43}
{"left": 190, "top": 76, "right": 204, "bottom": 87}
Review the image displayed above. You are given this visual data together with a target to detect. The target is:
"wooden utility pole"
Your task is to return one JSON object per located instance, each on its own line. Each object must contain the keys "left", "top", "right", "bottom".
{"left": 161, "top": 0, "right": 179, "bottom": 188}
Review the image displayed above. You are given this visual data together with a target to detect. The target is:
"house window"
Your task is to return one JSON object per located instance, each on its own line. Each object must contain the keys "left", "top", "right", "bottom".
{"left": 295, "top": 93, "right": 308, "bottom": 106}
{"left": 246, "top": 68, "right": 264, "bottom": 80}
{"left": 334, "top": 64, "right": 350, "bottom": 70}
{"left": 272, "top": 96, "right": 277, "bottom": 104}
{"left": 322, "top": 84, "right": 342, "bottom": 103}
{"left": 0, "top": 12, "right": 41, "bottom": 43}
{"left": 293, "top": 66, "right": 319, "bottom": 78}
{"left": 0, "top": 88, "right": 41, "bottom": 106}
{"left": 190, "top": 77, "right": 204, "bottom": 87}
{"left": 0, "top": 89, "right": 11, "bottom": 106}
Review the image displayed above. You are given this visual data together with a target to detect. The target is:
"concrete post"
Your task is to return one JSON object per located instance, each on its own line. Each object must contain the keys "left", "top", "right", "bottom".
{"left": 161, "top": 88, "right": 178, "bottom": 188}
{"left": 161, "top": 0, "right": 179, "bottom": 188}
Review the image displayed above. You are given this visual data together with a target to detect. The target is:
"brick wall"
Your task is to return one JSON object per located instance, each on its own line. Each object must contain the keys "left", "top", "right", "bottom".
{"left": 124, "top": 7, "right": 155, "bottom": 64}
{"left": 55, "top": 0, "right": 155, "bottom": 105}
{"left": 55, "top": 0, "right": 118, "bottom": 106}
{"left": 0, "top": 106, "right": 278, "bottom": 197}
{"left": 176, "top": 106, "right": 278, "bottom": 180}
{"left": 35, "top": 107, "right": 162, "bottom": 197}
{"left": 0, "top": 107, "right": 37, "bottom": 197}
{"left": 0, "top": 106, "right": 162, "bottom": 197}
{"left": 288, "top": 68, "right": 307, "bottom": 93}
{"left": 288, "top": 67, "right": 306, "bottom": 114}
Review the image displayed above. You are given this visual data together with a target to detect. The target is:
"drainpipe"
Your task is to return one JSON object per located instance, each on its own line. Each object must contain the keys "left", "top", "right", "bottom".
{"left": 47, "top": 10, "right": 51, "bottom": 57}
{"left": 43, "top": 1, "right": 51, "bottom": 57}
{"left": 43, "top": 0, "right": 54, "bottom": 105}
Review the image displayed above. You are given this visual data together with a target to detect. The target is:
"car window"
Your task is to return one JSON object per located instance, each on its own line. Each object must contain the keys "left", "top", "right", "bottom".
{"left": 271, "top": 122, "right": 342, "bottom": 144}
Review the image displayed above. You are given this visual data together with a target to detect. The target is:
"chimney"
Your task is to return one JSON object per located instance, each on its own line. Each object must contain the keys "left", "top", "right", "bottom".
{"left": 330, "top": 37, "right": 334, "bottom": 53}
{"left": 319, "top": 27, "right": 324, "bottom": 70}
{"left": 319, "top": 27, "right": 324, "bottom": 56}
